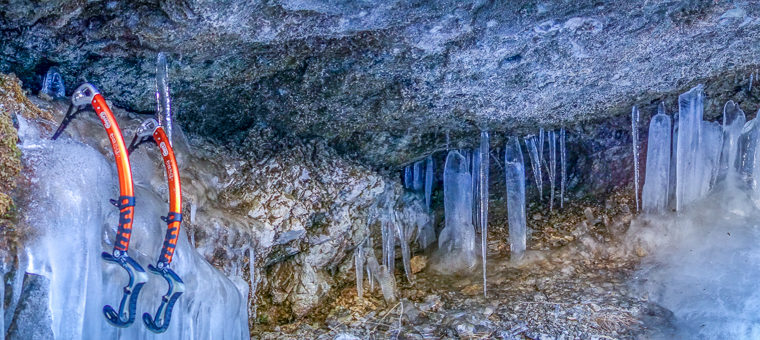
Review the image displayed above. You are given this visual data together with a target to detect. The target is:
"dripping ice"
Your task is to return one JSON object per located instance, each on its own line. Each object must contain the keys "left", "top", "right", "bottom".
{"left": 478, "top": 131, "right": 489, "bottom": 296}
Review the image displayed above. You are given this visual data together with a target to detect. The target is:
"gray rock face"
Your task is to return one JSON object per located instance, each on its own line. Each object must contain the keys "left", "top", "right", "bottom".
{"left": 2, "top": 1, "right": 759, "bottom": 167}
{"left": 6, "top": 273, "right": 54, "bottom": 340}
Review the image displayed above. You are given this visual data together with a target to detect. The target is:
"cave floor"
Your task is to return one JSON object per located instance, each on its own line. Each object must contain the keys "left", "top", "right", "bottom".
{"left": 256, "top": 191, "right": 676, "bottom": 339}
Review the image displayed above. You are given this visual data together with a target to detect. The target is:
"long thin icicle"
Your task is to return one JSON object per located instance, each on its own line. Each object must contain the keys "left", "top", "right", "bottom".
{"left": 560, "top": 128, "right": 567, "bottom": 209}
{"left": 404, "top": 165, "right": 413, "bottom": 188}
{"left": 472, "top": 148, "right": 481, "bottom": 232}
{"left": 524, "top": 135, "right": 542, "bottom": 201}
{"left": 413, "top": 160, "right": 424, "bottom": 191}
{"left": 156, "top": 52, "right": 173, "bottom": 145}
{"left": 425, "top": 155, "right": 434, "bottom": 209}
{"left": 548, "top": 130, "right": 557, "bottom": 212}
{"left": 355, "top": 245, "right": 365, "bottom": 298}
{"left": 632, "top": 106, "right": 640, "bottom": 212}
{"left": 479, "top": 130, "right": 489, "bottom": 297}
{"left": 505, "top": 137, "right": 527, "bottom": 261}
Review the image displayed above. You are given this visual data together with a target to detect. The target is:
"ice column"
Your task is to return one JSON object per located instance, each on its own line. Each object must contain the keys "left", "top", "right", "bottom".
{"left": 404, "top": 165, "right": 413, "bottom": 188}
{"left": 720, "top": 101, "right": 746, "bottom": 178}
{"left": 641, "top": 109, "right": 672, "bottom": 214}
{"left": 156, "top": 52, "right": 173, "bottom": 144}
{"left": 355, "top": 245, "right": 364, "bottom": 298}
{"left": 425, "top": 155, "right": 434, "bottom": 209}
{"left": 413, "top": 160, "right": 424, "bottom": 191}
{"left": 478, "top": 131, "right": 490, "bottom": 297}
{"left": 437, "top": 150, "right": 477, "bottom": 271}
{"left": 676, "top": 85, "right": 705, "bottom": 211}
{"left": 560, "top": 128, "right": 567, "bottom": 209}
{"left": 505, "top": 137, "right": 527, "bottom": 261}
{"left": 548, "top": 130, "right": 557, "bottom": 212}
{"left": 40, "top": 67, "right": 65, "bottom": 98}
{"left": 524, "top": 135, "right": 542, "bottom": 201}
{"left": 632, "top": 106, "right": 640, "bottom": 212}
{"left": 700, "top": 121, "right": 723, "bottom": 193}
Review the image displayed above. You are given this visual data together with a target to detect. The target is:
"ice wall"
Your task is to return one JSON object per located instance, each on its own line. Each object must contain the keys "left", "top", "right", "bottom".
{"left": 15, "top": 117, "right": 248, "bottom": 339}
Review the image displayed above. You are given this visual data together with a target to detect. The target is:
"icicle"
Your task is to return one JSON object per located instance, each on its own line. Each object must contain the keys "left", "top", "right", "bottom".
{"left": 720, "top": 101, "right": 746, "bottom": 179}
{"left": 156, "top": 52, "right": 173, "bottom": 145}
{"left": 435, "top": 150, "right": 477, "bottom": 272}
{"left": 381, "top": 218, "right": 395, "bottom": 273}
{"left": 700, "top": 121, "right": 723, "bottom": 193}
{"left": 632, "top": 106, "right": 640, "bottom": 212}
{"left": 190, "top": 201, "right": 197, "bottom": 224}
{"left": 504, "top": 137, "right": 527, "bottom": 261}
{"left": 472, "top": 148, "right": 481, "bottom": 232}
{"left": 404, "top": 165, "right": 413, "bottom": 188}
{"left": 366, "top": 255, "right": 396, "bottom": 302}
{"left": 749, "top": 73, "right": 754, "bottom": 92}
{"left": 668, "top": 113, "right": 679, "bottom": 211}
{"left": 355, "top": 245, "right": 365, "bottom": 298}
{"left": 538, "top": 128, "right": 546, "bottom": 169}
{"left": 548, "top": 130, "right": 557, "bottom": 212}
{"left": 394, "top": 214, "right": 414, "bottom": 283}
{"left": 425, "top": 155, "right": 434, "bottom": 209}
{"left": 642, "top": 106, "right": 672, "bottom": 214}
{"left": 413, "top": 160, "right": 424, "bottom": 191}
{"left": 524, "top": 135, "right": 543, "bottom": 201}
{"left": 479, "top": 131, "right": 490, "bottom": 297}
{"left": 676, "top": 85, "right": 705, "bottom": 211}
{"left": 40, "top": 67, "right": 65, "bottom": 98}
{"left": 249, "top": 247, "right": 260, "bottom": 320}
{"left": 367, "top": 237, "right": 375, "bottom": 292}
{"left": 560, "top": 128, "right": 567, "bottom": 209}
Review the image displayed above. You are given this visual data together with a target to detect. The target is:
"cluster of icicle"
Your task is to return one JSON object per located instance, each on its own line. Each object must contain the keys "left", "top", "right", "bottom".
{"left": 354, "top": 185, "right": 431, "bottom": 302}
{"left": 357, "top": 127, "right": 570, "bottom": 299}
{"left": 523, "top": 128, "right": 568, "bottom": 213}
{"left": 639, "top": 85, "right": 759, "bottom": 214}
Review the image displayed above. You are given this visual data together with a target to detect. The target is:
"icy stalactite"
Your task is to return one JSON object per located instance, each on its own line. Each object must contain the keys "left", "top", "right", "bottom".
{"left": 381, "top": 218, "right": 395, "bottom": 273}
{"left": 478, "top": 131, "right": 489, "bottom": 297}
{"left": 538, "top": 128, "right": 546, "bottom": 169}
{"left": 16, "top": 117, "right": 248, "bottom": 339}
{"left": 425, "top": 155, "right": 433, "bottom": 209}
{"left": 354, "top": 245, "right": 364, "bottom": 298}
{"left": 642, "top": 109, "right": 672, "bottom": 214}
{"left": 365, "top": 253, "right": 396, "bottom": 302}
{"left": 434, "top": 150, "right": 477, "bottom": 273}
{"left": 156, "top": 52, "right": 173, "bottom": 145}
{"left": 700, "top": 121, "right": 723, "bottom": 192}
{"left": 524, "top": 135, "right": 542, "bottom": 201}
{"left": 404, "top": 165, "right": 413, "bottom": 188}
{"left": 472, "top": 148, "right": 481, "bottom": 232}
{"left": 413, "top": 160, "right": 424, "bottom": 191}
{"left": 669, "top": 114, "right": 679, "bottom": 211}
{"left": 560, "top": 128, "right": 567, "bottom": 209}
{"left": 548, "top": 130, "right": 557, "bottom": 212}
{"left": 366, "top": 238, "right": 374, "bottom": 292}
{"left": 632, "top": 106, "right": 640, "bottom": 212}
{"left": 40, "top": 67, "right": 65, "bottom": 98}
{"left": 505, "top": 137, "right": 527, "bottom": 261}
{"left": 720, "top": 101, "right": 746, "bottom": 179}
{"left": 676, "top": 85, "right": 705, "bottom": 211}
{"left": 393, "top": 209, "right": 415, "bottom": 283}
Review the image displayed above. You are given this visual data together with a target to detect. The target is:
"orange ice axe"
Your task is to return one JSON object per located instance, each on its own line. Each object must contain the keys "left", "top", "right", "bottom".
{"left": 51, "top": 83, "right": 148, "bottom": 328}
